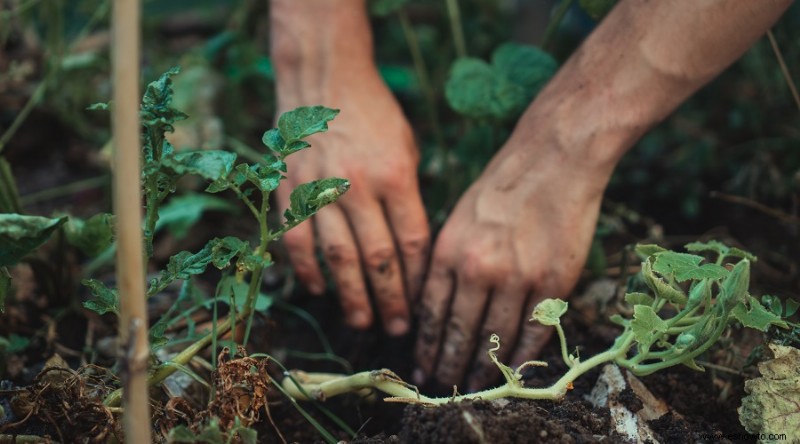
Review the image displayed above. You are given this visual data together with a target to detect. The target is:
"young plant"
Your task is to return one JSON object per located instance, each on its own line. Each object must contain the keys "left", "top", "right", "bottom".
{"left": 79, "top": 69, "right": 350, "bottom": 416}
{"left": 282, "top": 241, "right": 789, "bottom": 405}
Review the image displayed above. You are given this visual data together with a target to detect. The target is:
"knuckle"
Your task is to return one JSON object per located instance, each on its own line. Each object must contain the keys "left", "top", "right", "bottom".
{"left": 364, "top": 247, "right": 396, "bottom": 272}
{"left": 460, "top": 252, "right": 499, "bottom": 283}
{"left": 398, "top": 233, "right": 430, "bottom": 259}
{"left": 323, "top": 243, "right": 359, "bottom": 268}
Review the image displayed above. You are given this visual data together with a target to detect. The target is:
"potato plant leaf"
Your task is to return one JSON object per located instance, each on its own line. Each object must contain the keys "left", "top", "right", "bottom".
{"left": 140, "top": 67, "right": 187, "bottom": 133}
{"left": 530, "top": 298, "right": 568, "bottom": 326}
{"left": 82, "top": 279, "right": 120, "bottom": 316}
{"left": 162, "top": 150, "right": 237, "bottom": 182}
{"left": 0, "top": 214, "right": 67, "bottom": 266}
{"left": 261, "top": 128, "right": 285, "bottom": 153}
{"left": 64, "top": 213, "right": 114, "bottom": 256}
{"left": 219, "top": 275, "right": 273, "bottom": 312}
{"left": 631, "top": 305, "right": 668, "bottom": 346}
{"left": 738, "top": 344, "right": 800, "bottom": 440}
{"left": 284, "top": 178, "right": 350, "bottom": 225}
{"left": 276, "top": 106, "right": 340, "bottom": 155}
{"left": 148, "top": 237, "right": 249, "bottom": 297}
{"left": 157, "top": 193, "right": 238, "bottom": 239}
{"left": 731, "top": 296, "right": 788, "bottom": 331}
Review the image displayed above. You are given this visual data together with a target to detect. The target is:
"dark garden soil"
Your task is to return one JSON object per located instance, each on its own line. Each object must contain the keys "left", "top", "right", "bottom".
{"left": 0, "top": 135, "right": 781, "bottom": 442}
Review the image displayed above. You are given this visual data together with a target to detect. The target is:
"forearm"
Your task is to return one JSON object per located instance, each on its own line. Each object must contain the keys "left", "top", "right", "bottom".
{"left": 497, "top": 0, "right": 793, "bottom": 179}
{"left": 270, "top": 0, "right": 376, "bottom": 106}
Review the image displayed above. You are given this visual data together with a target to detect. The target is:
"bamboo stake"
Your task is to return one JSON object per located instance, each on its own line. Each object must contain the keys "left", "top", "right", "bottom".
{"left": 111, "top": 0, "right": 151, "bottom": 442}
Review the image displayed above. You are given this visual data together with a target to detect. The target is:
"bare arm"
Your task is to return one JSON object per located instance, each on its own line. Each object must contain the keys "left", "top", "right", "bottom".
{"left": 270, "top": 0, "right": 430, "bottom": 336}
{"left": 416, "top": 0, "right": 794, "bottom": 390}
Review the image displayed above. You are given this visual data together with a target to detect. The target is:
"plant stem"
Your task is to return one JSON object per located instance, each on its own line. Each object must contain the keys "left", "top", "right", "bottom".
{"left": 541, "top": 0, "right": 574, "bottom": 50}
{"left": 397, "top": 9, "right": 445, "bottom": 155}
{"left": 767, "top": 30, "right": 800, "bottom": 112}
{"left": 444, "top": 0, "right": 467, "bottom": 58}
{"left": 284, "top": 332, "right": 636, "bottom": 404}
{"left": 554, "top": 324, "right": 574, "bottom": 367}
{"left": 0, "top": 82, "right": 46, "bottom": 155}
{"left": 18, "top": 175, "right": 109, "bottom": 207}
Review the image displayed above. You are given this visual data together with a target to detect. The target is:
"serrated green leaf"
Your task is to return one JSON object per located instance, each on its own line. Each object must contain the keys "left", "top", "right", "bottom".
{"left": 149, "top": 321, "right": 168, "bottom": 350}
{"left": 0, "top": 266, "right": 9, "bottom": 313}
{"left": 630, "top": 305, "right": 668, "bottom": 346}
{"left": 370, "top": 0, "right": 407, "bottom": 16}
{"left": 277, "top": 106, "right": 340, "bottom": 147}
{"left": 684, "top": 240, "right": 729, "bottom": 255}
{"left": 624, "top": 292, "right": 654, "bottom": 306}
{"left": 491, "top": 42, "right": 557, "bottom": 102}
{"left": 261, "top": 128, "right": 285, "bottom": 152}
{"left": 210, "top": 237, "right": 248, "bottom": 269}
{"left": 0, "top": 214, "right": 68, "bottom": 266}
{"left": 64, "top": 213, "right": 114, "bottom": 256}
{"left": 140, "top": 66, "right": 187, "bottom": 129}
{"left": 634, "top": 244, "right": 667, "bottom": 260}
{"left": 642, "top": 259, "right": 687, "bottom": 305}
{"left": 284, "top": 178, "right": 350, "bottom": 225}
{"left": 82, "top": 279, "right": 120, "bottom": 316}
{"left": 157, "top": 193, "right": 238, "bottom": 239}
{"left": 726, "top": 247, "right": 757, "bottom": 262}
{"left": 732, "top": 296, "right": 788, "bottom": 331}
{"left": 652, "top": 252, "right": 701, "bottom": 279}
{"left": 162, "top": 150, "right": 237, "bottom": 182}
{"left": 530, "top": 298, "right": 568, "bottom": 326}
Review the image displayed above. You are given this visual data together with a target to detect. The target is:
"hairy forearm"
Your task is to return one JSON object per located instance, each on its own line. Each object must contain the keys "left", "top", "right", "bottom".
{"left": 501, "top": 0, "right": 793, "bottom": 178}
{"left": 270, "top": 0, "right": 376, "bottom": 106}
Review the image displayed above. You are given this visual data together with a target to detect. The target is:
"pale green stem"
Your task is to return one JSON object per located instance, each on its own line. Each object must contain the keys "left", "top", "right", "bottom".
{"left": 554, "top": 324, "right": 574, "bottom": 368}
{"left": 284, "top": 332, "right": 636, "bottom": 404}
{"left": 445, "top": 0, "right": 467, "bottom": 58}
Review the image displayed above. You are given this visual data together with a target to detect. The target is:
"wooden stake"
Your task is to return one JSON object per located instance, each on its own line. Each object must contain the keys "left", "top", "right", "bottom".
{"left": 111, "top": 0, "right": 151, "bottom": 442}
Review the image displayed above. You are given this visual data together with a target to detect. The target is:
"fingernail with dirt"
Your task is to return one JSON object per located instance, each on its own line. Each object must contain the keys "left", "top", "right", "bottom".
{"left": 387, "top": 317, "right": 409, "bottom": 336}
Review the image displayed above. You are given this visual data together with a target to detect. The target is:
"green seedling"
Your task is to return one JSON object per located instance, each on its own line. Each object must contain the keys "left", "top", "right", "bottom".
{"left": 282, "top": 241, "right": 789, "bottom": 405}
{"left": 78, "top": 70, "right": 349, "bottom": 416}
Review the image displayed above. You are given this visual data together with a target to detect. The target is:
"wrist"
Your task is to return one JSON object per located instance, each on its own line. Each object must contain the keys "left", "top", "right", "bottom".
{"left": 270, "top": 0, "right": 377, "bottom": 107}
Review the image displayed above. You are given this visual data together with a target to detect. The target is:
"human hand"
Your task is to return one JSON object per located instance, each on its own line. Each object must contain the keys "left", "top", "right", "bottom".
{"left": 413, "top": 103, "right": 618, "bottom": 391}
{"left": 276, "top": 68, "right": 430, "bottom": 336}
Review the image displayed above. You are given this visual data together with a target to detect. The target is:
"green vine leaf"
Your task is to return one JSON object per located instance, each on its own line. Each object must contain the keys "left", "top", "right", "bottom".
{"left": 0, "top": 214, "right": 68, "bottom": 267}
{"left": 732, "top": 296, "right": 789, "bottom": 332}
{"left": 630, "top": 305, "right": 668, "bottom": 346}
{"left": 634, "top": 243, "right": 667, "bottom": 260}
{"left": 64, "top": 213, "right": 114, "bottom": 256}
{"left": 82, "top": 279, "right": 120, "bottom": 316}
{"left": 283, "top": 178, "right": 350, "bottom": 226}
{"left": 624, "top": 292, "right": 655, "bottom": 307}
{"left": 530, "top": 298, "right": 568, "bottom": 326}
{"left": 641, "top": 259, "right": 687, "bottom": 305}
{"left": 652, "top": 251, "right": 728, "bottom": 282}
